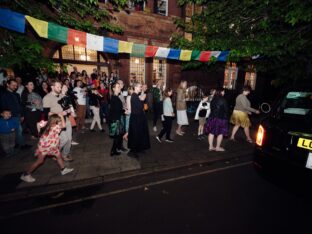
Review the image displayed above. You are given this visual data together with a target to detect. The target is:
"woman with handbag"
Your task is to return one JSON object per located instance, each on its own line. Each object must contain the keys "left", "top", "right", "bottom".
{"left": 108, "top": 83, "right": 124, "bottom": 156}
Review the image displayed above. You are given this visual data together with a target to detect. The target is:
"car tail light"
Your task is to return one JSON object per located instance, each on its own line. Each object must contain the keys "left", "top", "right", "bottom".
{"left": 256, "top": 125, "right": 265, "bottom": 146}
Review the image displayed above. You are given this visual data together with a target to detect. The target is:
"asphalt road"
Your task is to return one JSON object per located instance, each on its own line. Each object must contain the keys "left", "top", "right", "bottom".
{"left": 1, "top": 161, "right": 312, "bottom": 234}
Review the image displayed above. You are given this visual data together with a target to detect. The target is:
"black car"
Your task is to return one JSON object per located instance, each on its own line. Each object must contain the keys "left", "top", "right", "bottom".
{"left": 254, "top": 86, "right": 312, "bottom": 174}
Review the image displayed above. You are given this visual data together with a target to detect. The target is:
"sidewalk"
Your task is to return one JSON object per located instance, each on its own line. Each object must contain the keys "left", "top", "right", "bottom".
{"left": 0, "top": 118, "right": 255, "bottom": 201}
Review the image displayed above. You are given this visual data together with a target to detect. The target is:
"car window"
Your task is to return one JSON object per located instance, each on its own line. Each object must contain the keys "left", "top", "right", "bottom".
{"left": 281, "top": 92, "right": 312, "bottom": 115}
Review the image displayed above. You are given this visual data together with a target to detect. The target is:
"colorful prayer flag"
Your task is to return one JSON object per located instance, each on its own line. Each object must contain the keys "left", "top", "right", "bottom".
{"left": 103, "top": 37, "right": 119, "bottom": 54}
{"left": 145, "top": 46, "right": 158, "bottom": 57}
{"left": 25, "top": 16, "right": 48, "bottom": 38}
{"left": 86, "top": 33, "right": 104, "bottom": 51}
{"left": 217, "top": 51, "right": 229, "bottom": 61}
{"left": 167, "top": 49, "right": 181, "bottom": 60}
{"left": 0, "top": 8, "right": 25, "bottom": 33}
{"left": 155, "top": 47, "right": 170, "bottom": 58}
{"left": 210, "top": 51, "right": 221, "bottom": 59}
{"left": 191, "top": 50, "right": 201, "bottom": 60}
{"left": 131, "top": 44, "right": 147, "bottom": 57}
{"left": 48, "top": 23, "right": 68, "bottom": 44}
{"left": 199, "top": 51, "right": 211, "bottom": 62}
{"left": 179, "top": 50, "right": 192, "bottom": 61}
{"left": 67, "top": 29, "right": 86, "bottom": 47}
{"left": 118, "top": 41, "right": 133, "bottom": 53}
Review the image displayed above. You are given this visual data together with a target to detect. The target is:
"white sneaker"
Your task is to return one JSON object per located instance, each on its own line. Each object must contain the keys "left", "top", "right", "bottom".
{"left": 20, "top": 174, "right": 36, "bottom": 183}
{"left": 153, "top": 126, "right": 157, "bottom": 132}
{"left": 156, "top": 136, "right": 162, "bottom": 143}
{"left": 71, "top": 141, "right": 79, "bottom": 145}
{"left": 61, "top": 167, "right": 74, "bottom": 175}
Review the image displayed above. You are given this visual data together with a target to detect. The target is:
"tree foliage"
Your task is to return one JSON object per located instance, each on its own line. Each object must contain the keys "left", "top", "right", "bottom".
{"left": 0, "top": 0, "right": 128, "bottom": 71}
{"left": 172, "top": 0, "right": 312, "bottom": 84}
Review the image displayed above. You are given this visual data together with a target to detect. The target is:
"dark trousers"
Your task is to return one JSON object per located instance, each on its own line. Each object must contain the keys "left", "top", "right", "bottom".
{"left": 153, "top": 101, "right": 163, "bottom": 127}
{"left": 111, "top": 135, "right": 123, "bottom": 153}
{"left": 158, "top": 116, "right": 173, "bottom": 140}
{"left": 25, "top": 109, "right": 41, "bottom": 137}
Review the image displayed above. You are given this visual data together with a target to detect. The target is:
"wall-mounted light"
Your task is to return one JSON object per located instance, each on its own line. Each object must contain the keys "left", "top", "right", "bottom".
{"left": 135, "top": 58, "right": 139, "bottom": 64}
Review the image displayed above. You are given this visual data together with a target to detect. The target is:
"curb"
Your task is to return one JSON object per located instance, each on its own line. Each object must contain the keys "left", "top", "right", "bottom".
{"left": 0, "top": 153, "right": 252, "bottom": 202}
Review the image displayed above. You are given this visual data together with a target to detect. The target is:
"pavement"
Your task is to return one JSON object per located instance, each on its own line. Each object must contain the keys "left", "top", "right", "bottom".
{"left": 0, "top": 115, "right": 256, "bottom": 201}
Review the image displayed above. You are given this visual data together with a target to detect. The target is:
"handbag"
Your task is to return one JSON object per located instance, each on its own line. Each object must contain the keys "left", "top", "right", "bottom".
{"left": 109, "top": 120, "right": 124, "bottom": 137}
{"left": 68, "top": 115, "right": 77, "bottom": 127}
{"left": 144, "top": 103, "right": 148, "bottom": 111}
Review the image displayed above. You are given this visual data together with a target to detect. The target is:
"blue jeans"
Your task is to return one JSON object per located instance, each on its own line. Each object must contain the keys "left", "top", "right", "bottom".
{"left": 12, "top": 117, "right": 25, "bottom": 146}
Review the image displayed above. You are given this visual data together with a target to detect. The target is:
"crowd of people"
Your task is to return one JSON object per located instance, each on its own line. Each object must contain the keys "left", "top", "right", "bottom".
{"left": 0, "top": 67, "right": 260, "bottom": 183}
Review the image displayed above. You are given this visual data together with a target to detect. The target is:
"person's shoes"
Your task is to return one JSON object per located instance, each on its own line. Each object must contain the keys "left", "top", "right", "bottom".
{"left": 71, "top": 141, "right": 79, "bottom": 145}
{"left": 20, "top": 174, "right": 36, "bottom": 183}
{"left": 117, "top": 147, "right": 128, "bottom": 153}
{"left": 100, "top": 129, "right": 105, "bottom": 132}
{"left": 176, "top": 131, "right": 184, "bottom": 136}
{"left": 153, "top": 126, "right": 157, "bottom": 132}
{"left": 63, "top": 155, "right": 74, "bottom": 162}
{"left": 197, "top": 135, "right": 202, "bottom": 140}
{"left": 165, "top": 139, "right": 174, "bottom": 143}
{"left": 20, "top": 144, "right": 32, "bottom": 149}
{"left": 111, "top": 151, "right": 121, "bottom": 156}
{"left": 89, "top": 129, "right": 96, "bottom": 132}
{"left": 156, "top": 136, "right": 162, "bottom": 143}
{"left": 61, "top": 167, "right": 74, "bottom": 175}
{"left": 127, "top": 150, "right": 139, "bottom": 158}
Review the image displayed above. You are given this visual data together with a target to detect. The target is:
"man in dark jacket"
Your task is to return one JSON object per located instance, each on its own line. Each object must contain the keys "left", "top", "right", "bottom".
{"left": 0, "top": 79, "right": 31, "bottom": 149}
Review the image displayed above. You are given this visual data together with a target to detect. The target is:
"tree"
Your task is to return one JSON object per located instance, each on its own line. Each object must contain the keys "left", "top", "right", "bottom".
{"left": 172, "top": 0, "right": 312, "bottom": 85}
{"left": 0, "top": 0, "right": 128, "bottom": 71}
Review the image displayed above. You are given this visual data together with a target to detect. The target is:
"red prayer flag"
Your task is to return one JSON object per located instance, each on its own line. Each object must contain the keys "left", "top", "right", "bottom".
{"left": 198, "top": 51, "right": 211, "bottom": 62}
{"left": 67, "top": 29, "right": 86, "bottom": 47}
{"left": 145, "top": 46, "right": 158, "bottom": 57}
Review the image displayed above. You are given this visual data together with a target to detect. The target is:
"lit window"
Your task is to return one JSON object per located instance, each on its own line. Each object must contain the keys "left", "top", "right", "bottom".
{"left": 245, "top": 65, "right": 257, "bottom": 90}
{"left": 53, "top": 50, "right": 59, "bottom": 59}
{"left": 58, "top": 45, "right": 98, "bottom": 62}
{"left": 224, "top": 62, "right": 238, "bottom": 90}
{"left": 153, "top": 59, "right": 167, "bottom": 85}
{"left": 156, "top": 0, "right": 168, "bottom": 16}
{"left": 130, "top": 57, "right": 145, "bottom": 84}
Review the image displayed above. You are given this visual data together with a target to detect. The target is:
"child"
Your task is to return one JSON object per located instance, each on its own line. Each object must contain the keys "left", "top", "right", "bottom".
{"left": 123, "top": 86, "right": 134, "bottom": 141}
{"left": 156, "top": 88, "right": 175, "bottom": 143}
{"left": 195, "top": 95, "right": 210, "bottom": 140}
{"left": 20, "top": 114, "right": 74, "bottom": 183}
{"left": 0, "top": 109, "right": 18, "bottom": 156}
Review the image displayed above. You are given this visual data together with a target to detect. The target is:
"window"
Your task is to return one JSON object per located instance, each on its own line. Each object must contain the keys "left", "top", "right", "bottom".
{"left": 153, "top": 59, "right": 167, "bottom": 85}
{"left": 130, "top": 57, "right": 145, "bottom": 84}
{"left": 244, "top": 65, "right": 257, "bottom": 90}
{"left": 57, "top": 45, "right": 98, "bottom": 62}
{"left": 224, "top": 62, "right": 238, "bottom": 90}
{"left": 155, "top": 0, "right": 168, "bottom": 16}
{"left": 128, "top": 0, "right": 145, "bottom": 11}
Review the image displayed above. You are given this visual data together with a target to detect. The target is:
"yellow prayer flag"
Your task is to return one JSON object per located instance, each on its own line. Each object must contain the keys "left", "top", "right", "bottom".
{"left": 179, "top": 50, "right": 192, "bottom": 61}
{"left": 25, "top": 15, "right": 48, "bottom": 38}
{"left": 118, "top": 41, "right": 133, "bottom": 53}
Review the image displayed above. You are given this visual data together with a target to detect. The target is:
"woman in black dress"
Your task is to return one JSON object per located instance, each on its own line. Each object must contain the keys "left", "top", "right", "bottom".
{"left": 108, "top": 83, "right": 124, "bottom": 156}
{"left": 128, "top": 82, "right": 150, "bottom": 157}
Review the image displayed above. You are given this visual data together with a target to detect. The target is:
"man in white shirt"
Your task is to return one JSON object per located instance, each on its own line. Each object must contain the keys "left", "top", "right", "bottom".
{"left": 73, "top": 80, "right": 87, "bottom": 132}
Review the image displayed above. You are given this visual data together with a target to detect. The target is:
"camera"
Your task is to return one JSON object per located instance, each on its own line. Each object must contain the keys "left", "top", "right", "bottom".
{"left": 202, "top": 102, "right": 207, "bottom": 107}
{"left": 58, "top": 96, "right": 71, "bottom": 110}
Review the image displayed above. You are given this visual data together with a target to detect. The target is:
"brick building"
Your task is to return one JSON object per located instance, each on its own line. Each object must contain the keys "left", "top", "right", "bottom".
{"left": 48, "top": 0, "right": 262, "bottom": 99}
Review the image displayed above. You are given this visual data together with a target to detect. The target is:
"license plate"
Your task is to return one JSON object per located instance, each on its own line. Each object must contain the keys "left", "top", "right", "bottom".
{"left": 297, "top": 138, "right": 312, "bottom": 150}
{"left": 306, "top": 153, "right": 312, "bottom": 170}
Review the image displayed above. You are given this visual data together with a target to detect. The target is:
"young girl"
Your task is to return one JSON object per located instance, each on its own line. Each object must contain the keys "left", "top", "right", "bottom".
{"left": 20, "top": 114, "right": 74, "bottom": 183}
{"left": 194, "top": 95, "right": 210, "bottom": 140}
{"left": 123, "top": 86, "right": 134, "bottom": 141}
{"left": 156, "top": 88, "right": 175, "bottom": 143}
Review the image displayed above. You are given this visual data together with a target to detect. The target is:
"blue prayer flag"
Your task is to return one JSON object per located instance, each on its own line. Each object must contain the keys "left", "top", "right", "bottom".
{"left": 217, "top": 51, "right": 230, "bottom": 62}
{"left": 167, "top": 49, "right": 181, "bottom": 60}
{"left": 103, "top": 37, "right": 119, "bottom": 54}
{"left": 0, "top": 8, "right": 25, "bottom": 33}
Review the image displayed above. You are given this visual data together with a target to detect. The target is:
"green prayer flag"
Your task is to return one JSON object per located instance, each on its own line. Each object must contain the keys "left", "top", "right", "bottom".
{"left": 191, "top": 50, "right": 201, "bottom": 60}
{"left": 48, "top": 23, "right": 68, "bottom": 44}
{"left": 131, "top": 44, "right": 146, "bottom": 58}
